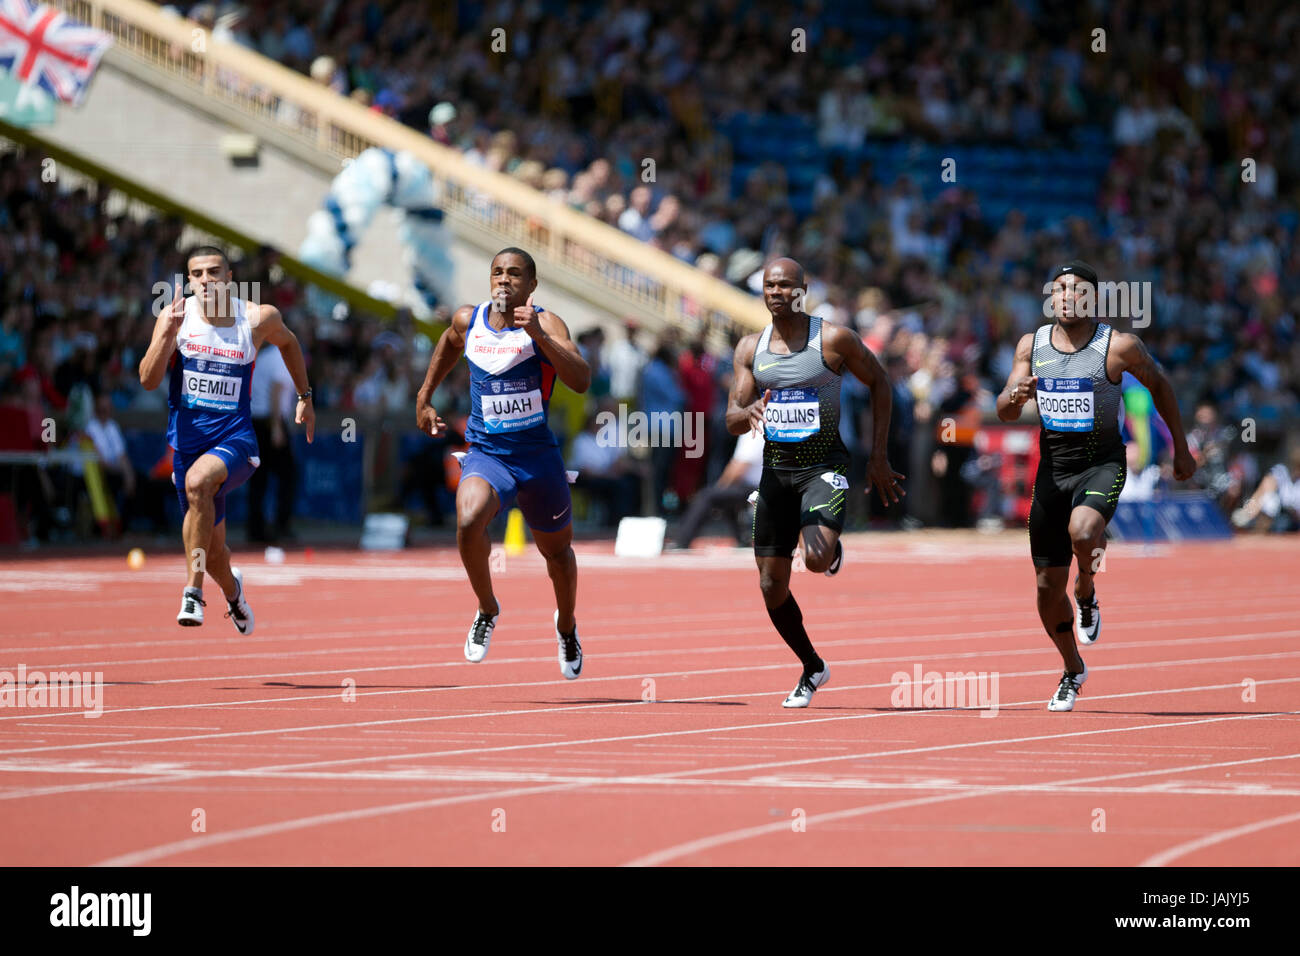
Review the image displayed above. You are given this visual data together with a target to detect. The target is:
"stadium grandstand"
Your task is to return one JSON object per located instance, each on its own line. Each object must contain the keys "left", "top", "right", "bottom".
{"left": 2, "top": 0, "right": 1296, "bottom": 546}
{"left": 0, "top": 0, "right": 1297, "bottom": 885}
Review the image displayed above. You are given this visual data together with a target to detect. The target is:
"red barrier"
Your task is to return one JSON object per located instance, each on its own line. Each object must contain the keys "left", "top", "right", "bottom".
{"left": 975, "top": 425, "right": 1040, "bottom": 523}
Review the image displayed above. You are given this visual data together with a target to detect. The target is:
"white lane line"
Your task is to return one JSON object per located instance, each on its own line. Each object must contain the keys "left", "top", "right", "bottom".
{"left": 89, "top": 710, "right": 1298, "bottom": 867}
{"left": 7, "top": 583, "right": 1293, "bottom": 654}
{"left": 1138, "top": 810, "right": 1300, "bottom": 867}
{"left": 88, "top": 780, "right": 593, "bottom": 868}
{"left": 12, "top": 603, "right": 1295, "bottom": 680}
{"left": 622, "top": 740, "right": 1300, "bottom": 868}
{"left": 2, "top": 632, "right": 1297, "bottom": 743}
{"left": 6, "top": 670, "right": 1297, "bottom": 803}
{"left": 11, "top": 765, "right": 1300, "bottom": 798}
{"left": 5, "top": 621, "right": 1294, "bottom": 723}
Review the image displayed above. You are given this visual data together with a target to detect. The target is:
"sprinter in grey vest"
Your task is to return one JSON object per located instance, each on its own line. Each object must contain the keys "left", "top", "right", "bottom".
{"left": 726, "top": 258, "right": 905, "bottom": 708}
{"left": 998, "top": 260, "right": 1196, "bottom": 712}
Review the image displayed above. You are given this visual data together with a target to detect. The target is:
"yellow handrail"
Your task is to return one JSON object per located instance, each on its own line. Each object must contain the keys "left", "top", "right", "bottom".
{"left": 56, "top": 0, "right": 769, "bottom": 332}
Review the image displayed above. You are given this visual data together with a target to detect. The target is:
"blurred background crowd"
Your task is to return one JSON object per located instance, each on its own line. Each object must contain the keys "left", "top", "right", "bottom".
{"left": 3, "top": 0, "right": 1298, "bottom": 545}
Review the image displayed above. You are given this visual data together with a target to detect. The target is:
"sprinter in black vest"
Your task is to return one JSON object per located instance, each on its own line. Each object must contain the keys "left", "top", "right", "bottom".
{"left": 726, "top": 258, "right": 905, "bottom": 708}
{"left": 998, "top": 261, "right": 1196, "bottom": 711}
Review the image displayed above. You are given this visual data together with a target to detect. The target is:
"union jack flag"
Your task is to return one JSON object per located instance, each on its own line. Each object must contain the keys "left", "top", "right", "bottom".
{"left": 0, "top": 0, "right": 112, "bottom": 106}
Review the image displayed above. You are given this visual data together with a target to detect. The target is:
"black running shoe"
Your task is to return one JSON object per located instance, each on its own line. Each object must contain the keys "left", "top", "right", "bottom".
{"left": 223, "top": 567, "right": 254, "bottom": 635}
{"left": 464, "top": 606, "right": 500, "bottom": 663}
{"left": 177, "top": 589, "right": 206, "bottom": 626}
{"left": 1076, "top": 594, "right": 1101, "bottom": 644}
{"left": 555, "top": 610, "right": 582, "bottom": 679}
{"left": 783, "top": 663, "right": 830, "bottom": 708}
{"left": 1047, "top": 664, "right": 1088, "bottom": 711}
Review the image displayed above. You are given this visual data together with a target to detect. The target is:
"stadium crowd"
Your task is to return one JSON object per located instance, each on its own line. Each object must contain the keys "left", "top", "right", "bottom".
{"left": 3, "top": 0, "right": 1298, "bottom": 543}
{"left": 188, "top": 0, "right": 1300, "bottom": 505}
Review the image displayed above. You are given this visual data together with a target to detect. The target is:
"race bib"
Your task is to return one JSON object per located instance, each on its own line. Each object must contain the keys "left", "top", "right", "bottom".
{"left": 1037, "top": 377, "right": 1094, "bottom": 432}
{"left": 765, "top": 388, "right": 820, "bottom": 442}
{"left": 183, "top": 369, "right": 242, "bottom": 411}
{"left": 481, "top": 378, "right": 545, "bottom": 433}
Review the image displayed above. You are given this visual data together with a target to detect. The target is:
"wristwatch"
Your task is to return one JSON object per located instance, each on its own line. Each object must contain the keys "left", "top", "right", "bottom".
{"left": 297, "top": 388, "right": 313, "bottom": 401}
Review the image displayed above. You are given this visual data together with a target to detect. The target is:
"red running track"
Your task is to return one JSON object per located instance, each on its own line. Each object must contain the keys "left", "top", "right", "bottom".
{"left": 0, "top": 532, "right": 1297, "bottom": 866}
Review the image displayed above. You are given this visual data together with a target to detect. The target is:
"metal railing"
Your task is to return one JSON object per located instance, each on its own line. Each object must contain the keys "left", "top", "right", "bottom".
{"left": 57, "top": 0, "right": 769, "bottom": 333}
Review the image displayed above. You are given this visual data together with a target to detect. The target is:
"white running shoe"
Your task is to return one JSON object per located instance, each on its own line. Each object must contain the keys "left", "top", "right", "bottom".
{"left": 1075, "top": 592, "right": 1101, "bottom": 644}
{"left": 1047, "top": 663, "right": 1088, "bottom": 711}
{"left": 224, "top": 567, "right": 254, "bottom": 635}
{"left": 556, "top": 610, "right": 582, "bottom": 680}
{"left": 824, "top": 539, "right": 843, "bottom": 577}
{"left": 177, "top": 588, "right": 205, "bottom": 626}
{"left": 465, "top": 605, "right": 500, "bottom": 662}
{"left": 783, "top": 663, "right": 830, "bottom": 708}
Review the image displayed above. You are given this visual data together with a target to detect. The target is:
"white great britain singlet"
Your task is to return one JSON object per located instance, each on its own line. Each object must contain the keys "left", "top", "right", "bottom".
{"left": 166, "top": 296, "right": 258, "bottom": 457}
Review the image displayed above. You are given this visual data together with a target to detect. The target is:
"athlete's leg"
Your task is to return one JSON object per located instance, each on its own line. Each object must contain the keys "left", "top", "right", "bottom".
{"left": 533, "top": 524, "right": 576, "bottom": 634}
{"left": 181, "top": 453, "right": 229, "bottom": 590}
{"left": 1068, "top": 505, "right": 1107, "bottom": 604}
{"left": 799, "top": 524, "right": 840, "bottom": 574}
{"left": 513, "top": 446, "right": 577, "bottom": 632}
{"left": 756, "top": 554, "right": 794, "bottom": 609}
{"left": 204, "top": 518, "right": 238, "bottom": 601}
{"left": 1029, "top": 463, "right": 1080, "bottom": 665}
{"left": 797, "top": 466, "right": 848, "bottom": 574}
{"left": 456, "top": 476, "right": 502, "bottom": 618}
{"left": 1035, "top": 565, "right": 1083, "bottom": 671}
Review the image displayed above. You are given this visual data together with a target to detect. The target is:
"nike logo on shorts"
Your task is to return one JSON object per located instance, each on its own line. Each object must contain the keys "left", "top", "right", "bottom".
{"left": 552, "top": 506, "right": 570, "bottom": 521}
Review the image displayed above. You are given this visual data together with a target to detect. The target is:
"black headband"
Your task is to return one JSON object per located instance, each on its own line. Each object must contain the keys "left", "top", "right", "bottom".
{"left": 1051, "top": 260, "right": 1098, "bottom": 286}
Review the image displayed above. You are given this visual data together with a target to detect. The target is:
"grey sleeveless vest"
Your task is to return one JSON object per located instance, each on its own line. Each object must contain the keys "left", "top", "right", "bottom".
{"left": 752, "top": 314, "right": 848, "bottom": 470}
{"left": 1031, "top": 321, "right": 1124, "bottom": 469}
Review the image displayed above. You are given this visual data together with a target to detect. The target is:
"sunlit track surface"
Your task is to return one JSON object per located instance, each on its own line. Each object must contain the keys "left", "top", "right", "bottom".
{"left": 0, "top": 533, "right": 1296, "bottom": 866}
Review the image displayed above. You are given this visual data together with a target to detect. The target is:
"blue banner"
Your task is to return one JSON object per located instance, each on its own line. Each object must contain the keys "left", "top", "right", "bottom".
{"left": 1109, "top": 492, "right": 1233, "bottom": 542}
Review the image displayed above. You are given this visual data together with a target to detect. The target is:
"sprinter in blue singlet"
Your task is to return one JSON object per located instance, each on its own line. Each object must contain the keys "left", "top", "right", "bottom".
{"left": 139, "top": 246, "right": 315, "bottom": 633}
{"left": 415, "top": 248, "right": 591, "bottom": 678}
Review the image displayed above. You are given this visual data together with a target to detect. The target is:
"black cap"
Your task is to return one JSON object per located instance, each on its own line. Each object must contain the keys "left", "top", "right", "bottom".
{"left": 1051, "top": 259, "right": 1098, "bottom": 286}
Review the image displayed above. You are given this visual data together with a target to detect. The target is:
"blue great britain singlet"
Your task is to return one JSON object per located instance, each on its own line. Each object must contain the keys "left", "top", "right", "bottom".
{"left": 464, "top": 300, "right": 558, "bottom": 454}
{"left": 166, "top": 296, "right": 259, "bottom": 457}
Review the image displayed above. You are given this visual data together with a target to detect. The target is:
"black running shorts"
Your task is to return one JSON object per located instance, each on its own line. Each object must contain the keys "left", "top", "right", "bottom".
{"left": 1029, "top": 453, "right": 1127, "bottom": 568}
{"left": 753, "top": 464, "right": 848, "bottom": 557}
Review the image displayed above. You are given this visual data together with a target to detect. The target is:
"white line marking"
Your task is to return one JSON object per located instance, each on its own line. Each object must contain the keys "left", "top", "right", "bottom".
{"left": 2, "top": 636, "right": 1297, "bottom": 745}
{"left": 6, "top": 671, "right": 1297, "bottom": 805}
{"left": 91, "top": 780, "right": 590, "bottom": 868}
{"left": 1138, "top": 809, "right": 1300, "bottom": 867}
{"left": 4, "top": 626, "right": 1297, "bottom": 727}
{"left": 623, "top": 740, "right": 1300, "bottom": 868}
{"left": 89, "top": 711, "right": 1299, "bottom": 867}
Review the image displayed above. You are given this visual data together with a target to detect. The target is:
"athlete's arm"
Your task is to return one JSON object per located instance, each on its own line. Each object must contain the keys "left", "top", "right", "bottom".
{"left": 415, "top": 305, "right": 472, "bottom": 438}
{"left": 1112, "top": 332, "right": 1195, "bottom": 480}
{"left": 825, "top": 325, "right": 905, "bottom": 505}
{"left": 138, "top": 280, "right": 185, "bottom": 390}
{"left": 996, "top": 333, "right": 1037, "bottom": 422}
{"left": 250, "top": 304, "right": 314, "bottom": 443}
{"left": 724, "top": 333, "right": 768, "bottom": 436}
{"left": 512, "top": 297, "right": 591, "bottom": 393}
